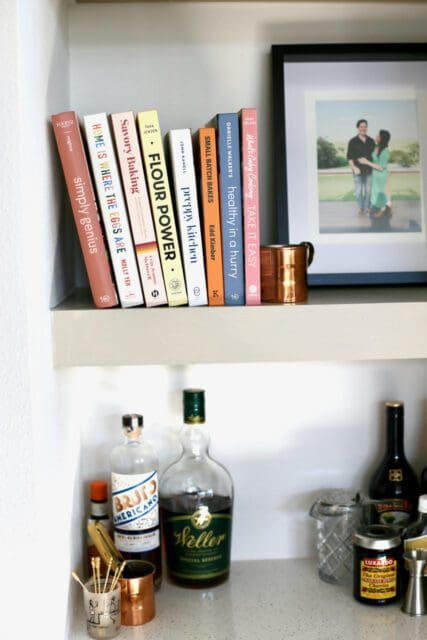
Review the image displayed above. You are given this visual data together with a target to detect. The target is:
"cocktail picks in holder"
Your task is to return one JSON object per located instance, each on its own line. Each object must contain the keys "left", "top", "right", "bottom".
{"left": 71, "top": 555, "right": 123, "bottom": 595}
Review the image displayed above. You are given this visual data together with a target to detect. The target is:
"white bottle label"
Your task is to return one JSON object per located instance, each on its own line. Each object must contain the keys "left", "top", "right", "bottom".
{"left": 114, "top": 529, "right": 160, "bottom": 554}
{"left": 111, "top": 471, "right": 159, "bottom": 531}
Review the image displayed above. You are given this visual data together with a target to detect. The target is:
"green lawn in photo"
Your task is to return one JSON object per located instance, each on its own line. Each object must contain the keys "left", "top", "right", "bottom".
{"left": 318, "top": 172, "right": 421, "bottom": 202}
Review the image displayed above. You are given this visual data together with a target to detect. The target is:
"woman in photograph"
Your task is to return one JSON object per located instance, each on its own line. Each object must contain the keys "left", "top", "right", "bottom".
{"left": 358, "top": 129, "right": 392, "bottom": 230}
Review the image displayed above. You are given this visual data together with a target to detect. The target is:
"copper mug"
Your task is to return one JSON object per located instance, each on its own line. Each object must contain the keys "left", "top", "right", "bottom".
{"left": 119, "top": 560, "right": 155, "bottom": 626}
{"left": 260, "top": 242, "right": 314, "bottom": 303}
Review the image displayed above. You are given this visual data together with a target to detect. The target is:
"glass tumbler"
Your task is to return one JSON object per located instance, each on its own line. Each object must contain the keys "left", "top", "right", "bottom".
{"left": 309, "top": 489, "right": 362, "bottom": 585}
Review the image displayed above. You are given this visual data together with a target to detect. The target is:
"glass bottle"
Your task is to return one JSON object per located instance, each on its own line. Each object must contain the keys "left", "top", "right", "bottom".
{"left": 368, "top": 401, "right": 419, "bottom": 528}
{"left": 110, "top": 414, "right": 162, "bottom": 588}
{"left": 402, "top": 494, "right": 427, "bottom": 590}
{"left": 159, "top": 388, "right": 233, "bottom": 588}
{"left": 87, "top": 480, "right": 112, "bottom": 575}
{"left": 403, "top": 494, "right": 427, "bottom": 552}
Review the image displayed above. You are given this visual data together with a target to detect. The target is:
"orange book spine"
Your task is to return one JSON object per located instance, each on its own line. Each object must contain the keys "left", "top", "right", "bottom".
{"left": 51, "top": 111, "right": 118, "bottom": 308}
{"left": 198, "top": 128, "right": 224, "bottom": 305}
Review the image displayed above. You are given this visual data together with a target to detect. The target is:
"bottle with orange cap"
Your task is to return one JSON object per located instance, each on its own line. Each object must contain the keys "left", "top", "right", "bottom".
{"left": 87, "top": 480, "right": 112, "bottom": 574}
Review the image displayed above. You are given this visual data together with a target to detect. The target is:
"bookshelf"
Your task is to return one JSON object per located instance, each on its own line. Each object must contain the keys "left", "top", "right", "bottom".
{"left": 53, "top": 286, "right": 427, "bottom": 366}
{"left": 54, "top": 1, "right": 427, "bottom": 370}
{"left": 7, "top": 2, "right": 427, "bottom": 638}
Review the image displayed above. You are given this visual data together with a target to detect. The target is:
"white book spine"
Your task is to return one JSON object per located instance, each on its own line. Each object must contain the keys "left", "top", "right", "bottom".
{"left": 83, "top": 113, "right": 144, "bottom": 308}
{"left": 169, "top": 129, "right": 208, "bottom": 306}
{"left": 111, "top": 112, "right": 167, "bottom": 307}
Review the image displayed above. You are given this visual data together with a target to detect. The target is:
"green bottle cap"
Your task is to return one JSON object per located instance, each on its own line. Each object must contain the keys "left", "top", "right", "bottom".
{"left": 183, "top": 389, "right": 205, "bottom": 424}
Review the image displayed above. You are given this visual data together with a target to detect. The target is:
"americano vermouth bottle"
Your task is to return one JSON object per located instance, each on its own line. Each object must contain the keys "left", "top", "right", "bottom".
{"left": 159, "top": 389, "right": 233, "bottom": 588}
{"left": 110, "top": 414, "right": 162, "bottom": 588}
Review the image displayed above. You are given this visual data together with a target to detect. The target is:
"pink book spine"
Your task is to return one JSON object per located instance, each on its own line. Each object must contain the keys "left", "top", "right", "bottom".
{"left": 111, "top": 112, "right": 167, "bottom": 307}
{"left": 51, "top": 111, "right": 118, "bottom": 308}
{"left": 240, "top": 108, "right": 261, "bottom": 305}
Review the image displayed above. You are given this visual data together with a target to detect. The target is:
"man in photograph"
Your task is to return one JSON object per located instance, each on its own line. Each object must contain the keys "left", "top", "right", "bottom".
{"left": 347, "top": 119, "right": 376, "bottom": 216}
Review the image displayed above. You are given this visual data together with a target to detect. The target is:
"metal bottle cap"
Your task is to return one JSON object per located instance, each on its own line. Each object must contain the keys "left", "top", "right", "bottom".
{"left": 310, "top": 489, "right": 359, "bottom": 518}
{"left": 122, "top": 413, "right": 143, "bottom": 438}
{"left": 353, "top": 524, "right": 401, "bottom": 550}
{"left": 183, "top": 389, "right": 205, "bottom": 424}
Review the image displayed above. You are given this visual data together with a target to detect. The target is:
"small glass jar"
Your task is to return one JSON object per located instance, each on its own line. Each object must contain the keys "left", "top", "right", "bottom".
{"left": 309, "top": 489, "right": 362, "bottom": 584}
{"left": 353, "top": 524, "right": 402, "bottom": 605}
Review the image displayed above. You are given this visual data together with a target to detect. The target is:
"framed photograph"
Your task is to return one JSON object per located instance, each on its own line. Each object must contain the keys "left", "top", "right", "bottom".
{"left": 272, "top": 43, "right": 427, "bottom": 285}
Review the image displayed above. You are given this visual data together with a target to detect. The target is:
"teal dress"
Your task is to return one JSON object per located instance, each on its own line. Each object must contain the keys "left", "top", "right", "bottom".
{"left": 370, "top": 148, "right": 389, "bottom": 209}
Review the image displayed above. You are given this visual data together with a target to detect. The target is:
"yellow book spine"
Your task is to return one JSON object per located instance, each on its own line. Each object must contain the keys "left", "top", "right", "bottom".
{"left": 137, "top": 110, "right": 188, "bottom": 307}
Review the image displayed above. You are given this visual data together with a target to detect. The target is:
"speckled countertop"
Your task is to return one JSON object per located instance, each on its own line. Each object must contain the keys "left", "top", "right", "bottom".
{"left": 73, "top": 558, "right": 427, "bottom": 639}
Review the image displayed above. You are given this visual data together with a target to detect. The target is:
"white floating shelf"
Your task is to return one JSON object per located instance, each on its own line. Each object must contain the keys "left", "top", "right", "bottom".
{"left": 52, "top": 286, "right": 427, "bottom": 367}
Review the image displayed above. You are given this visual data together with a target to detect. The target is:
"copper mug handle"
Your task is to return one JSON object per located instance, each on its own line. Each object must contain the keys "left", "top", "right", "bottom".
{"left": 299, "top": 241, "right": 314, "bottom": 268}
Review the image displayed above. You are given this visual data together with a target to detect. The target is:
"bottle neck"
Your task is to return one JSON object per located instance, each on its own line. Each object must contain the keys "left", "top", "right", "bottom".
{"left": 181, "top": 422, "right": 209, "bottom": 458}
{"left": 123, "top": 428, "right": 142, "bottom": 445}
{"left": 90, "top": 500, "right": 109, "bottom": 518}
{"left": 385, "top": 407, "right": 404, "bottom": 460}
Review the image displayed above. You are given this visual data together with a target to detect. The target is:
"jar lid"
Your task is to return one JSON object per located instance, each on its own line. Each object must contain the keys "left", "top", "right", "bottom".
{"left": 310, "top": 489, "right": 360, "bottom": 517}
{"left": 353, "top": 524, "right": 401, "bottom": 550}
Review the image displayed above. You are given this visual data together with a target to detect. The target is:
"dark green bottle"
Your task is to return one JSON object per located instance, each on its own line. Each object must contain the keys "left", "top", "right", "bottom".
{"left": 159, "top": 389, "right": 233, "bottom": 587}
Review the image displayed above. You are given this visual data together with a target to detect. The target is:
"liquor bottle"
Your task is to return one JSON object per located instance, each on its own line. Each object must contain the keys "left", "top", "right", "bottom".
{"left": 403, "top": 495, "right": 427, "bottom": 589}
{"left": 368, "top": 401, "right": 419, "bottom": 528}
{"left": 87, "top": 480, "right": 112, "bottom": 574}
{"left": 403, "top": 495, "right": 427, "bottom": 553}
{"left": 159, "top": 388, "right": 233, "bottom": 588}
{"left": 110, "top": 414, "right": 162, "bottom": 588}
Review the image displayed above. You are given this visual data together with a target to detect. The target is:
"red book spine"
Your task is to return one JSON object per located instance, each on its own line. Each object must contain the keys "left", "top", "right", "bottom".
{"left": 51, "top": 111, "right": 118, "bottom": 308}
{"left": 240, "top": 108, "right": 261, "bottom": 305}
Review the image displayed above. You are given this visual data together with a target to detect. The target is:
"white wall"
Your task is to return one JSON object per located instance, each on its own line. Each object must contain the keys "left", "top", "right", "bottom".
{"left": 1, "top": 0, "right": 75, "bottom": 638}
{"left": 69, "top": 1, "right": 427, "bottom": 246}
{"left": 0, "top": 1, "right": 34, "bottom": 630}
{"left": 66, "top": 359, "right": 427, "bottom": 566}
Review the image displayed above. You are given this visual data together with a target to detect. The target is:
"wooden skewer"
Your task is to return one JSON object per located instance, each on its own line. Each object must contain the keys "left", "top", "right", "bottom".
{"left": 110, "top": 565, "right": 120, "bottom": 593}
{"left": 111, "top": 561, "right": 126, "bottom": 592}
{"left": 71, "top": 571, "right": 89, "bottom": 593}
{"left": 95, "top": 557, "right": 101, "bottom": 594}
{"left": 103, "top": 557, "right": 113, "bottom": 593}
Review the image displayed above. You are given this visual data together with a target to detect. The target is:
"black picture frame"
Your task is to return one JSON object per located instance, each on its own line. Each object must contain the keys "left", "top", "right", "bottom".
{"left": 272, "top": 42, "right": 427, "bottom": 286}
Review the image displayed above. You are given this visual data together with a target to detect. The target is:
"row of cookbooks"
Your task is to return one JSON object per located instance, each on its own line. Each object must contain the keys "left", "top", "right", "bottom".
{"left": 51, "top": 108, "right": 260, "bottom": 309}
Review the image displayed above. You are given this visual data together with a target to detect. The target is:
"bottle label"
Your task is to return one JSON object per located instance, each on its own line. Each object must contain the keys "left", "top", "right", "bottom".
{"left": 87, "top": 516, "right": 112, "bottom": 545}
{"left": 114, "top": 528, "right": 160, "bottom": 554}
{"left": 404, "top": 534, "right": 427, "bottom": 576}
{"left": 91, "top": 503, "right": 108, "bottom": 518}
{"left": 111, "top": 471, "right": 159, "bottom": 531}
{"left": 360, "top": 557, "right": 397, "bottom": 600}
{"left": 404, "top": 534, "right": 427, "bottom": 549}
{"left": 162, "top": 508, "right": 232, "bottom": 581}
{"left": 372, "top": 498, "right": 412, "bottom": 527}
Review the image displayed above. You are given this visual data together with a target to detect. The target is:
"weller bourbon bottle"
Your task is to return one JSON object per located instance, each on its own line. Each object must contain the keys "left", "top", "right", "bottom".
{"left": 110, "top": 414, "right": 162, "bottom": 588}
{"left": 159, "top": 389, "right": 233, "bottom": 588}
{"left": 369, "top": 401, "right": 419, "bottom": 527}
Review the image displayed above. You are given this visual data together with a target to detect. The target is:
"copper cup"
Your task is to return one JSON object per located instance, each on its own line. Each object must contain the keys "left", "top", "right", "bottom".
{"left": 119, "top": 560, "right": 155, "bottom": 626}
{"left": 261, "top": 242, "right": 314, "bottom": 303}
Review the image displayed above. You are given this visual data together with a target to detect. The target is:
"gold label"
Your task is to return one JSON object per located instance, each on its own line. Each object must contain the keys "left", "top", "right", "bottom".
{"left": 388, "top": 469, "right": 403, "bottom": 482}
{"left": 360, "top": 557, "right": 397, "bottom": 599}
